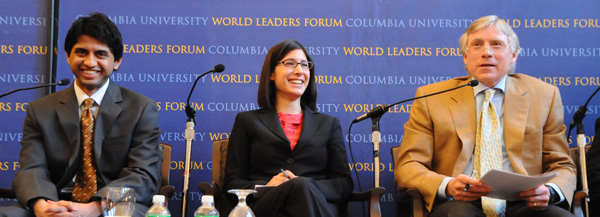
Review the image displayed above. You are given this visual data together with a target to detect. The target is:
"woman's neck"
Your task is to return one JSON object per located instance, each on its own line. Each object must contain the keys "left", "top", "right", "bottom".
{"left": 275, "top": 97, "right": 302, "bottom": 114}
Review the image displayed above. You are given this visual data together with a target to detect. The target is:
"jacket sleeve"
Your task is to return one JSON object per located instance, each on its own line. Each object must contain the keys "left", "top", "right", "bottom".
{"left": 13, "top": 101, "right": 60, "bottom": 208}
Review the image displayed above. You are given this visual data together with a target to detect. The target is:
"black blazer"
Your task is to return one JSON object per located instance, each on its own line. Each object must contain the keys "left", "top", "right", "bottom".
{"left": 223, "top": 106, "right": 353, "bottom": 202}
{"left": 586, "top": 117, "right": 600, "bottom": 217}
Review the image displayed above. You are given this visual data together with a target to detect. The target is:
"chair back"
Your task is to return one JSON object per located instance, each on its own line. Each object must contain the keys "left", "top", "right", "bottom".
{"left": 209, "top": 139, "right": 235, "bottom": 214}
{"left": 158, "top": 143, "right": 175, "bottom": 203}
{"left": 212, "top": 139, "right": 229, "bottom": 194}
{"left": 159, "top": 143, "right": 172, "bottom": 188}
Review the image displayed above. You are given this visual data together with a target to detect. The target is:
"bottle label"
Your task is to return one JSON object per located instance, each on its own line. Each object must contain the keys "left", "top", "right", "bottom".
{"left": 146, "top": 215, "right": 171, "bottom": 217}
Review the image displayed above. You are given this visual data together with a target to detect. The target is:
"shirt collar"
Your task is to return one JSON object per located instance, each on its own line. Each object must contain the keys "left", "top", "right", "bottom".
{"left": 473, "top": 75, "right": 507, "bottom": 96}
{"left": 74, "top": 79, "right": 110, "bottom": 106}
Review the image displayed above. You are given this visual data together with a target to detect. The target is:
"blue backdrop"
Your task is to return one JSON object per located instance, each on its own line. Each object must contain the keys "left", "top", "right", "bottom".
{"left": 2, "top": 1, "right": 600, "bottom": 216}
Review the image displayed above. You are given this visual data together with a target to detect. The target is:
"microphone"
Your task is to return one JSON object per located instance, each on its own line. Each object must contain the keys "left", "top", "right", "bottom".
{"left": 568, "top": 85, "right": 600, "bottom": 134}
{"left": 185, "top": 64, "right": 226, "bottom": 122}
{"left": 181, "top": 64, "right": 224, "bottom": 216}
{"left": 352, "top": 79, "right": 479, "bottom": 123}
{"left": 570, "top": 106, "right": 588, "bottom": 130}
{"left": 0, "top": 78, "right": 71, "bottom": 98}
{"left": 212, "top": 64, "right": 225, "bottom": 73}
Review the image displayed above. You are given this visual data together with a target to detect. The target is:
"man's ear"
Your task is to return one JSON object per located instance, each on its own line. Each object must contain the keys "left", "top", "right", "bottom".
{"left": 113, "top": 58, "right": 122, "bottom": 71}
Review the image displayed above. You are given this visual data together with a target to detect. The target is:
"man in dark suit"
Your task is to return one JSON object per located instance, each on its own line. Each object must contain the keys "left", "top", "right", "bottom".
{"left": 394, "top": 15, "right": 575, "bottom": 217}
{"left": 1, "top": 13, "right": 161, "bottom": 217}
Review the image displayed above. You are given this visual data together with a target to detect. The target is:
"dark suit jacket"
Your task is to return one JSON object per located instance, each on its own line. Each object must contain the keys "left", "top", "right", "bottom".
{"left": 223, "top": 106, "right": 353, "bottom": 203}
{"left": 13, "top": 80, "right": 161, "bottom": 209}
{"left": 394, "top": 74, "right": 576, "bottom": 211}
{"left": 586, "top": 117, "right": 600, "bottom": 217}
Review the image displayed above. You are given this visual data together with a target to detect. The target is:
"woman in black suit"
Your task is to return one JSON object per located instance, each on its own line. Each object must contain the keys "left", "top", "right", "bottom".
{"left": 223, "top": 39, "right": 353, "bottom": 217}
{"left": 587, "top": 117, "right": 600, "bottom": 217}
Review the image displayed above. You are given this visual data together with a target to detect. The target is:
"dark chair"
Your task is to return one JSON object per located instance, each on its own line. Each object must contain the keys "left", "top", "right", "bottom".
{"left": 0, "top": 187, "right": 15, "bottom": 199}
{"left": 0, "top": 143, "right": 175, "bottom": 203}
{"left": 392, "top": 144, "right": 589, "bottom": 217}
{"left": 158, "top": 143, "right": 176, "bottom": 202}
{"left": 198, "top": 139, "right": 386, "bottom": 217}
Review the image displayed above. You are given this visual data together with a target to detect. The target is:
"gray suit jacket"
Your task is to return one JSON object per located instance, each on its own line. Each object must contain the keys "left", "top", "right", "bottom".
{"left": 394, "top": 74, "right": 576, "bottom": 211}
{"left": 13, "top": 80, "right": 161, "bottom": 208}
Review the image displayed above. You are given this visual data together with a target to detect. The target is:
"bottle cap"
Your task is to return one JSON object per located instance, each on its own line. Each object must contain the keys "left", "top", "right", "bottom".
{"left": 201, "top": 195, "right": 214, "bottom": 203}
{"left": 153, "top": 195, "right": 165, "bottom": 203}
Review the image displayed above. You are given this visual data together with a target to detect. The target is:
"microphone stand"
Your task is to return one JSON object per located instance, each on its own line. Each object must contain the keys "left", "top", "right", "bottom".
{"left": 371, "top": 116, "right": 382, "bottom": 187}
{"left": 182, "top": 118, "right": 194, "bottom": 217}
{"left": 568, "top": 86, "right": 599, "bottom": 217}
{"left": 0, "top": 78, "right": 70, "bottom": 99}
{"left": 182, "top": 76, "right": 203, "bottom": 217}
{"left": 576, "top": 122, "right": 589, "bottom": 207}
{"left": 182, "top": 65, "right": 224, "bottom": 216}
{"left": 571, "top": 113, "right": 591, "bottom": 217}
{"left": 353, "top": 80, "right": 478, "bottom": 187}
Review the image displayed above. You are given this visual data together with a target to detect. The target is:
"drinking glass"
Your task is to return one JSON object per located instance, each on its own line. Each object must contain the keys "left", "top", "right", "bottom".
{"left": 102, "top": 187, "right": 136, "bottom": 217}
{"left": 227, "top": 189, "right": 256, "bottom": 217}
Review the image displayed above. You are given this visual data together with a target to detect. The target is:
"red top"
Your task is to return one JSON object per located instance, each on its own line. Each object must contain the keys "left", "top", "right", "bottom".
{"left": 278, "top": 112, "right": 303, "bottom": 151}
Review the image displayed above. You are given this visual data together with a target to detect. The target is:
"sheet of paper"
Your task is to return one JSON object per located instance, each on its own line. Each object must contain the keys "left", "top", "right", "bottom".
{"left": 253, "top": 185, "right": 275, "bottom": 198}
{"left": 479, "top": 169, "right": 557, "bottom": 200}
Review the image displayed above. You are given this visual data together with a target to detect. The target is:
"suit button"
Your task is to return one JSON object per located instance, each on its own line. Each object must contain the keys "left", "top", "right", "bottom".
{"left": 286, "top": 158, "right": 294, "bottom": 164}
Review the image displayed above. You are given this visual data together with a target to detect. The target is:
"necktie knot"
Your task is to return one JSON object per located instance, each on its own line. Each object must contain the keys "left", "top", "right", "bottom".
{"left": 484, "top": 88, "right": 496, "bottom": 102}
{"left": 83, "top": 98, "right": 94, "bottom": 108}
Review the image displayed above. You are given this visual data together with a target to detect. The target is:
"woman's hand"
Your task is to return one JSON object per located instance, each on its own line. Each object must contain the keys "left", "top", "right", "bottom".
{"left": 266, "top": 170, "right": 297, "bottom": 186}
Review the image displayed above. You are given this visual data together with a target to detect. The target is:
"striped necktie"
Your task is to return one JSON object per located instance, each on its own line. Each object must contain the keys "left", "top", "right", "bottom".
{"left": 72, "top": 98, "right": 98, "bottom": 202}
{"left": 474, "top": 89, "right": 506, "bottom": 217}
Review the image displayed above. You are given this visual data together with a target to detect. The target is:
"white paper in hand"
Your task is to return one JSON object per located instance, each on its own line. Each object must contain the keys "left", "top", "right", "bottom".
{"left": 479, "top": 169, "right": 557, "bottom": 201}
{"left": 253, "top": 185, "right": 275, "bottom": 198}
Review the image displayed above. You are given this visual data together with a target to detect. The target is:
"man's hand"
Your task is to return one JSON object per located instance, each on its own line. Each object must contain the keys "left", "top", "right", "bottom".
{"left": 33, "top": 199, "right": 101, "bottom": 217}
{"left": 446, "top": 174, "right": 491, "bottom": 201}
{"left": 266, "top": 170, "right": 297, "bottom": 186}
{"left": 519, "top": 184, "right": 550, "bottom": 211}
{"left": 33, "top": 199, "right": 70, "bottom": 217}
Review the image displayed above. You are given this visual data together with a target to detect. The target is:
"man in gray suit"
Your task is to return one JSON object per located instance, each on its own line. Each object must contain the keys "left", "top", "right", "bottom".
{"left": 2, "top": 12, "right": 161, "bottom": 217}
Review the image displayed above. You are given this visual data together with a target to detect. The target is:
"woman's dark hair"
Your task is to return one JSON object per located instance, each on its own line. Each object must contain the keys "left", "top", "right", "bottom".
{"left": 64, "top": 12, "right": 123, "bottom": 62}
{"left": 257, "top": 39, "right": 317, "bottom": 111}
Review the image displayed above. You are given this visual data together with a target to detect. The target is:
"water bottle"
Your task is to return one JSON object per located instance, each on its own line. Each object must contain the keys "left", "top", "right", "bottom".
{"left": 195, "top": 195, "right": 219, "bottom": 217}
{"left": 145, "top": 195, "right": 171, "bottom": 217}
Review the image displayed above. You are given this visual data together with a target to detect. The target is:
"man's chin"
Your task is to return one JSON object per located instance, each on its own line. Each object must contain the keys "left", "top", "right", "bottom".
{"left": 76, "top": 79, "right": 108, "bottom": 88}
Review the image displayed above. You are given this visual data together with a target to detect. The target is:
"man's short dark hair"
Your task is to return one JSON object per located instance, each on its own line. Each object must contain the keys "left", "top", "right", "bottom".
{"left": 64, "top": 12, "right": 123, "bottom": 61}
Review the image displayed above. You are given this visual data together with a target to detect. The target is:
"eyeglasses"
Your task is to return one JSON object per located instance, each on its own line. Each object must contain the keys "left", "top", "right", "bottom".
{"left": 278, "top": 59, "right": 314, "bottom": 69}
{"left": 466, "top": 42, "right": 510, "bottom": 55}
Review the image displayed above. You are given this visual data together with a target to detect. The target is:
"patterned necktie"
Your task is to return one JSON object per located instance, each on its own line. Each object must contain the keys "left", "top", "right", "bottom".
{"left": 474, "top": 89, "right": 506, "bottom": 217}
{"left": 72, "top": 98, "right": 98, "bottom": 202}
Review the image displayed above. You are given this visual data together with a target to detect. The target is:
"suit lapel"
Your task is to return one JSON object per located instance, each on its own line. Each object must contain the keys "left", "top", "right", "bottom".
{"left": 294, "top": 106, "right": 318, "bottom": 152}
{"left": 258, "top": 109, "right": 289, "bottom": 144}
{"left": 449, "top": 80, "right": 477, "bottom": 176}
{"left": 55, "top": 87, "right": 81, "bottom": 168}
{"left": 94, "top": 81, "right": 123, "bottom": 167}
{"left": 503, "top": 75, "right": 530, "bottom": 174}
